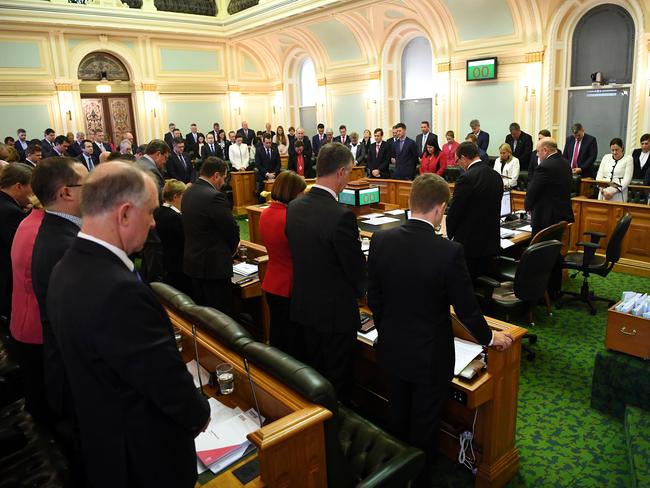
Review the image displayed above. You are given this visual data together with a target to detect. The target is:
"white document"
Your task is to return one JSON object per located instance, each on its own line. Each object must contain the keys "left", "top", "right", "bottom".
{"left": 233, "top": 262, "right": 258, "bottom": 276}
{"left": 195, "top": 411, "right": 260, "bottom": 467}
{"left": 385, "top": 209, "right": 405, "bottom": 215}
{"left": 516, "top": 224, "right": 533, "bottom": 232}
{"left": 360, "top": 213, "right": 385, "bottom": 220}
{"left": 186, "top": 360, "right": 211, "bottom": 390}
{"left": 500, "top": 239, "right": 515, "bottom": 249}
{"left": 500, "top": 229, "right": 514, "bottom": 238}
{"left": 364, "top": 216, "right": 400, "bottom": 226}
{"left": 454, "top": 338, "right": 484, "bottom": 376}
{"left": 357, "top": 328, "right": 378, "bottom": 345}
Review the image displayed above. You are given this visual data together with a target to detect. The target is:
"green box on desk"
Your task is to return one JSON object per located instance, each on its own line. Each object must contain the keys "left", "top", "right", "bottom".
{"left": 339, "top": 187, "right": 380, "bottom": 206}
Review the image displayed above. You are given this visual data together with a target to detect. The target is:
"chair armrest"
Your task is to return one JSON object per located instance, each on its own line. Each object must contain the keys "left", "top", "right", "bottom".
{"left": 584, "top": 231, "right": 606, "bottom": 238}
{"left": 476, "top": 276, "right": 501, "bottom": 289}
{"left": 495, "top": 255, "right": 517, "bottom": 264}
{"left": 576, "top": 241, "right": 599, "bottom": 249}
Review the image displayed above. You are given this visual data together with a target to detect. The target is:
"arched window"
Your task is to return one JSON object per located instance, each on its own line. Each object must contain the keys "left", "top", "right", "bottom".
{"left": 567, "top": 4, "right": 634, "bottom": 150}
{"left": 400, "top": 37, "right": 432, "bottom": 135}
{"left": 299, "top": 58, "right": 317, "bottom": 131}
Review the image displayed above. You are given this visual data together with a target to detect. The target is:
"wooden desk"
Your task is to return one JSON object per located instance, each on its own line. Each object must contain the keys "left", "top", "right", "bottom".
{"left": 165, "top": 307, "right": 331, "bottom": 487}
{"left": 350, "top": 165, "right": 366, "bottom": 181}
{"left": 579, "top": 177, "right": 650, "bottom": 199}
{"left": 354, "top": 314, "right": 527, "bottom": 488}
{"left": 264, "top": 178, "right": 316, "bottom": 194}
{"left": 231, "top": 171, "right": 257, "bottom": 215}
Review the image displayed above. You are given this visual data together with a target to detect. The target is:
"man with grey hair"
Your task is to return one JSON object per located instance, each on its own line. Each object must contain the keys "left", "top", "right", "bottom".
{"left": 69, "top": 131, "right": 86, "bottom": 158}
{"left": 119, "top": 138, "right": 132, "bottom": 155}
{"left": 469, "top": 119, "right": 489, "bottom": 153}
{"left": 47, "top": 162, "right": 209, "bottom": 488}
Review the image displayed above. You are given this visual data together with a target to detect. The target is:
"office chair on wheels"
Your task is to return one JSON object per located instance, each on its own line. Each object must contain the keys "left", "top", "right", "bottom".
{"left": 558, "top": 213, "right": 632, "bottom": 315}
{"left": 475, "top": 240, "right": 563, "bottom": 360}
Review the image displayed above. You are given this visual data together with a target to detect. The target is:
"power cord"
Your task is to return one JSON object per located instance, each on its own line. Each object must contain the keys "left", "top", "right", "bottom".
{"left": 458, "top": 407, "right": 479, "bottom": 475}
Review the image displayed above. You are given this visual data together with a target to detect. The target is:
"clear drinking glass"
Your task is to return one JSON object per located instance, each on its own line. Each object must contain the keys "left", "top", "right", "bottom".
{"left": 216, "top": 363, "right": 235, "bottom": 394}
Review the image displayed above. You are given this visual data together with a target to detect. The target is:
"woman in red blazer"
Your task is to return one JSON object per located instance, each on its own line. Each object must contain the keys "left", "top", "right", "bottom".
{"left": 420, "top": 141, "right": 445, "bottom": 175}
{"left": 440, "top": 130, "right": 460, "bottom": 169}
{"left": 259, "top": 171, "right": 306, "bottom": 355}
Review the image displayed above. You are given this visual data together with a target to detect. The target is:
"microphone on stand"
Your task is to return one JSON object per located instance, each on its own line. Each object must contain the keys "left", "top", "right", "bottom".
{"left": 244, "top": 358, "right": 263, "bottom": 427}
{"left": 191, "top": 321, "right": 205, "bottom": 396}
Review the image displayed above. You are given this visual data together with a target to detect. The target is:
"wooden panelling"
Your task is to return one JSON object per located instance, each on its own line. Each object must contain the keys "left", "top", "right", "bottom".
{"left": 231, "top": 170, "right": 257, "bottom": 215}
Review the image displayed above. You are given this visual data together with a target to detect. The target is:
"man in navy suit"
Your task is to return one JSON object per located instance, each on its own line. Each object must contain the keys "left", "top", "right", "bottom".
{"left": 505, "top": 122, "right": 533, "bottom": 171}
{"left": 236, "top": 121, "right": 256, "bottom": 146}
{"left": 166, "top": 138, "right": 196, "bottom": 184}
{"left": 67, "top": 131, "right": 85, "bottom": 158}
{"left": 333, "top": 125, "right": 350, "bottom": 146}
{"left": 164, "top": 123, "right": 176, "bottom": 149}
{"left": 201, "top": 132, "right": 223, "bottom": 160}
{"left": 367, "top": 128, "right": 391, "bottom": 178}
{"left": 415, "top": 121, "right": 438, "bottom": 157}
{"left": 392, "top": 122, "right": 419, "bottom": 180}
{"left": 92, "top": 130, "right": 111, "bottom": 165}
{"left": 469, "top": 119, "right": 489, "bottom": 153}
{"left": 254, "top": 134, "right": 281, "bottom": 194}
{"left": 14, "top": 128, "right": 29, "bottom": 161}
{"left": 41, "top": 128, "right": 56, "bottom": 158}
{"left": 562, "top": 122, "right": 598, "bottom": 178}
{"left": 312, "top": 123, "right": 326, "bottom": 156}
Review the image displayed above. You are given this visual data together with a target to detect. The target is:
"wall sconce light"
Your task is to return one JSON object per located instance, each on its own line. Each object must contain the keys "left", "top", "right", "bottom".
{"left": 65, "top": 110, "right": 72, "bottom": 121}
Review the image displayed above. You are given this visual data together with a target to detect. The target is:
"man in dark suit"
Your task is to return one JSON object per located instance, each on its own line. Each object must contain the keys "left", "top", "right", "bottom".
{"left": 505, "top": 122, "right": 533, "bottom": 171}
{"left": 67, "top": 131, "right": 85, "bottom": 158}
{"left": 465, "top": 133, "right": 490, "bottom": 164}
{"left": 525, "top": 137, "right": 574, "bottom": 295}
{"left": 41, "top": 128, "right": 56, "bottom": 158}
{"left": 46, "top": 162, "right": 209, "bottom": 488}
{"left": 182, "top": 157, "right": 239, "bottom": 315}
{"left": 415, "top": 121, "right": 438, "bottom": 157}
{"left": 50, "top": 135, "right": 70, "bottom": 158}
{"left": 632, "top": 133, "right": 650, "bottom": 180}
{"left": 23, "top": 144, "right": 42, "bottom": 169}
{"left": 392, "top": 122, "right": 419, "bottom": 180}
{"left": 164, "top": 122, "right": 176, "bottom": 149}
{"left": 470, "top": 119, "right": 489, "bottom": 153}
{"left": 527, "top": 129, "right": 551, "bottom": 181}
{"left": 91, "top": 130, "right": 111, "bottom": 165}
{"left": 207, "top": 122, "right": 220, "bottom": 141}
{"left": 368, "top": 173, "right": 512, "bottom": 487}
{"left": 264, "top": 122, "right": 276, "bottom": 139}
{"left": 166, "top": 138, "right": 196, "bottom": 184}
{"left": 446, "top": 141, "right": 503, "bottom": 279}
{"left": 563, "top": 122, "right": 598, "bottom": 178}
{"left": 333, "top": 125, "right": 350, "bottom": 146}
{"left": 201, "top": 132, "right": 223, "bottom": 160}
{"left": 184, "top": 123, "right": 200, "bottom": 159}
{"left": 14, "top": 128, "right": 29, "bottom": 161}
{"left": 136, "top": 139, "right": 169, "bottom": 193}
{"left": 367, "top": 128, "right": 390, "bottom": 178}
{"left": 236, "top": 121, "right": 256, "bottom": 146}
{"left": 312, "top": 123, "right": 326, "bottom": 156}
{"left": 289, "top": 127, "right": 313, "bottom": 162}
{"left": 286, "top": 142, "right": 366, "bottom": 399}
{"left": 0, "top": 163, "right": 32, "bottom": 320}
{"left": 254, "top": 134, "right": 281, "bottom": 193}
{"left": 77, "top": 139, "right": 96, "bottom": 172}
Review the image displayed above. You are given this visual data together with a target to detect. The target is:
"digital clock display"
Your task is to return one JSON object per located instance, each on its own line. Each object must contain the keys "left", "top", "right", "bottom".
{"left": 467, "top": 57, "right": 497, "bottom": 81}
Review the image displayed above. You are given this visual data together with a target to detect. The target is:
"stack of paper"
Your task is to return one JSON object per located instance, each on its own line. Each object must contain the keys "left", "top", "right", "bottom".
{"left": 360, "top": 213, "right": 385, "bottom": 220}
{"left": 195, "top": 398, "right": 262, "bottom": 474}
{"left": 357, "top": 328, "right": 378, "bottom": 346}
{"left": 453, "top": 338, "right": 484, "bottom": 376}
{"left": 233, "top": 262, "right": 258, "bottom": 276}
{"left": 364, "top": 216, "right": 400, "bottom": 226}
{"left": 385, "top": 209, "right": 405, "bottom": 215}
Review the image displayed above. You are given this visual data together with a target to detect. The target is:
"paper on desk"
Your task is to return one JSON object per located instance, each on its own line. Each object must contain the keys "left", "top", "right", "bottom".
{"left": 385, "top": 209, "right": 405, "bottom": 215}
{"left": 195, "top": 411, "right": 260, "bottom": 467}
{"left": 516, "top": 224, "right": 533, "bottom": 232}
{"left": 233, "top": 262, "right": 258, "bottom": 276}
{"left": 186, "top": 359, "right": 211, "bottom": 389}
{"left": 360, "top": 213, "right": 385, "bottom": 220}
{"left": 454, "top": 338, "right": 483, "bottom": 376}
{"left": 209, "top": 441, "right": 252, "bottom": 474}
{"left": 357, "top": 328, "right": 378, "bottom": 345}
{"left": 500, "top": 239, "right": 515, "bottom": 249}
{"left": 364, "top": 216, "right": 400, "bottom": 226}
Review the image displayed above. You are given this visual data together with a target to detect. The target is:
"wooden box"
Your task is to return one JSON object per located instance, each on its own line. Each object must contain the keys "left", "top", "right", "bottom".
{"left": 605, "top": 301, "right": 650, "bottom": 360}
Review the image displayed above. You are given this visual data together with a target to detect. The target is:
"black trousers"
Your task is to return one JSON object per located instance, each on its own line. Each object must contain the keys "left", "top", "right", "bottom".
{"left": 266, "top": 293, "right": 300, "bottom": 357}
{"left": 192, "top": 277, "right": 232, "bottom": 317}
{"left": 388, "top": 376, "right": 448, "bottom": 488}
{"left": 300, "top": 325, "right": 356, "bottom": 402}
{"left": 14, "top": 340, "right": 49, "bottom": 423}
{"left": 465, "top": 255, "right": 496, "bottom": 281}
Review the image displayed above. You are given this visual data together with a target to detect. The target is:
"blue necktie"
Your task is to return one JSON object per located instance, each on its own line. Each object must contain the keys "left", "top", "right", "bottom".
{"left": 133, "top": 268, "right": 142, "bottom": 282}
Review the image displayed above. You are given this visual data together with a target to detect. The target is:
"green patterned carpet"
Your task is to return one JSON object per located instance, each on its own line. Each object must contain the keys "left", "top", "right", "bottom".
{"left": 237, "top": 219, "right": 648, "bottom": 487}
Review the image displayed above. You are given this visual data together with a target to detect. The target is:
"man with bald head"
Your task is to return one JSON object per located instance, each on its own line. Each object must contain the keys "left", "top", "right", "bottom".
{"left": 289, "top": 127, "right": 313, "bottom": 163}
{"left": 47, "top": 162, "right": 209, "bottom": 488}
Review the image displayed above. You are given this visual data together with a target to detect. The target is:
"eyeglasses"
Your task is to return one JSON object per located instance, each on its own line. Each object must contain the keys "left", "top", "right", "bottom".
{"left": 66, "top": 184, "right": 84, "bottom": 188}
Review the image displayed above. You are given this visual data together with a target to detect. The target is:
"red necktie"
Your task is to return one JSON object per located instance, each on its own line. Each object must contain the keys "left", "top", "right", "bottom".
{"left": 572, "top": 140, "right": 580, "bottom": 169}
{"left": 376, "top": 144, "right": 380, "bottom": 156}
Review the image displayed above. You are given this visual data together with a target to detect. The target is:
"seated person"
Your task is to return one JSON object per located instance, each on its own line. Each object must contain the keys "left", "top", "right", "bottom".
{"left": 595, "top": 137, "right": 633, "bottom": 202}
{"left": 494, "top": 143, "right": 520, "bottom": 189}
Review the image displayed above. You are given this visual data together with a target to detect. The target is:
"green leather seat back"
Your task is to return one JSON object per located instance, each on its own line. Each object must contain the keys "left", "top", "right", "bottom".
{"left": 182, "top": 305, "right": 254, "bottom": 355}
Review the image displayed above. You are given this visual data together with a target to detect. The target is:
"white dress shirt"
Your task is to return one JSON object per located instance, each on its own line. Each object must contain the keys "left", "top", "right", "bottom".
{"left": 229, "top": 143, "right": 249, "bottom": 170}
{"left": 77, "top": 231, "right": 134, "bottom": 271}
{"left": 311, "top": 184, "right": 338, "bottom": 200}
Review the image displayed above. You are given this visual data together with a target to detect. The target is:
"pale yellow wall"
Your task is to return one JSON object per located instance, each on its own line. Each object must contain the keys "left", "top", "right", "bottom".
{"left": 0, "top": 0, "right": 647, "bottom": 150}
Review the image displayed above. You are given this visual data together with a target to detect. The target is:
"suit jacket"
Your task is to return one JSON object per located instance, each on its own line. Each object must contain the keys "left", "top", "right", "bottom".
{"left": 154, "top": 205, "right": 185, "bottom": 275}
{"left": 286, "top": 187, "right": 366, "bottom": 333}
{"left": 524, "top": 152, "right": 575, "bottom": 235}
{"left": 46, "top": 237, "right": 209, "bottom": 488}
{"left": 77, "top": 153, "right": 95, "bottom": 172}
{"left": 632, "top": 148, "right": 650, "bottom": 180}
{"left": 200, "top": 142, "right": 223, "bottom": 161}
{"left": 312, "top": 134, "right": 326, "bottom": 156}
{"left": 184, "top": 132, "right": 200, "bottom": 158}
{"left": 392, "top": 137, "right": 419, "bottom": 180}
{"left": 92, "top": 141, "right": 111, "bottom": 165}
{"left": 259, "top": 202, "right": 293, "bottom": 297}
{"left": 14, "top": 140, "right": 28, "bottom": 161}
{"left": 0, "top": 190, "right": 27, "bottom": 318}
{"left": 368, "top": 220, "right": 492, "bottom": 383}
{"left": 367, "top": 141, "right": 391, "bottom": 178}
{"left": 505, "top": 131, "right": 533, "bottom": 170}
{"left": 254, "top": 146, "right": 281, "bottom": 181}
{"left": 181, "top": 178, "right": 239, "bottom": 279}
{"left": 32, "top": 212, "right": 79, "bottom": 418}
{"left": 475, "top": 130, "right": 490, "bottom": 152}
{"left": 446, "top": 160, "right": 503, "bottom": 259}
{"left": 236, "top": 128, "right": 256, "bottom": 146}
{"left": 563, "top": 133, "right": 598, "bottom": 178}
{"left": 68, "top": 140, "right": 84, "bottom": 158}
{"left": 333, "top": 135, "right": 351, "bottom": 146}
{"left": 415, "top": 132, "right": 439, "bottom": 156}
{"left": 166, "top": 152, "right": 196, "bottom": 184}
{"left": 41, "top": 138, "right": 55, "bottom": 158}
{"left": 528, "top": 150, "right": 540, "bottom": 181}
{"left": 136, "top": 156, "right": 165, "bottom": 193}
{"left": 288, "top": 137, "right": 313, "bottom": 163}
{"left": 287, "top": 152, "right": 314, "bottom": 178}
{"left": 164, "top": 131, "right": 175, "bottom": 149}
{"left": 348, "top": 143, "right": 365, "bottom": 165}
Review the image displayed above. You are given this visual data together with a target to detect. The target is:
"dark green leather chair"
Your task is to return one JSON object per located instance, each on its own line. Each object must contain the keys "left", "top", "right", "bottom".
{"left": 242, "top": 341, "right": 425, "bottom": 488}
